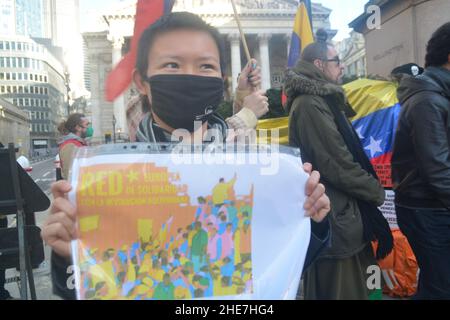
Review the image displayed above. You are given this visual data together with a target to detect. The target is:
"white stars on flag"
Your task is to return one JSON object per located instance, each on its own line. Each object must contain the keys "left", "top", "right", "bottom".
{"left": 364, "top": 136, "right": 383, "bottom": 158}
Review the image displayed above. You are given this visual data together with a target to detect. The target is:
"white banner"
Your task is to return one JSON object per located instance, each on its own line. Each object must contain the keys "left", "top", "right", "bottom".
{"left": 379, "top": 190, "right": 398, "bottom": 230}
{"left": 68, "top": 146, "right": 311, "bottom": 300}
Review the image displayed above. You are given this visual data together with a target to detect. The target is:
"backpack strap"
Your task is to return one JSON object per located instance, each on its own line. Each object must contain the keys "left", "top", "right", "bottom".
{"left": 59, "top": 139, "right": 84, "bottom": 149}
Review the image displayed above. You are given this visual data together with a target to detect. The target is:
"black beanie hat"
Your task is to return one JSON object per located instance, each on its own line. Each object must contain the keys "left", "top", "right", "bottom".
{"left": 391, "top": 63, "right": 424, "bottom": 77}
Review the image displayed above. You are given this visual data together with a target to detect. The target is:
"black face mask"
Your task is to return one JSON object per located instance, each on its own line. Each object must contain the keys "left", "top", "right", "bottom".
{"left": 145, "top": 74, "right": 224, "bottom": 132}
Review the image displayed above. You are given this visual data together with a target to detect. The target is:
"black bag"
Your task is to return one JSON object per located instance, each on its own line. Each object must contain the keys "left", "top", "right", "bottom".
{"left": 0, "top": 226, "right": 45, "bottom": 269}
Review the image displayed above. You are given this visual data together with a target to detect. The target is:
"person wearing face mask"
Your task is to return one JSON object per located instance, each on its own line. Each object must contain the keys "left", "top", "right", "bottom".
{"left": 43, "top": 12, "right": 331, "bottom": 300}
{"left": 57, "top": 113, "right": 93, "bottom": 180}
{"left": 284, "top": 29, "right": 393, "bottom": 300}
{"left": 131, "top": 13, "right": 267, "bottom": 143}
{"left": 126, "top": 58, "right": 264, "bottom": 143}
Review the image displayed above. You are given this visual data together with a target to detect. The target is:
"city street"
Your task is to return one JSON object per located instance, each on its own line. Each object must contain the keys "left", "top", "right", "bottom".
{"left": 29, "top": 158, "right": 56, "bottom": 196}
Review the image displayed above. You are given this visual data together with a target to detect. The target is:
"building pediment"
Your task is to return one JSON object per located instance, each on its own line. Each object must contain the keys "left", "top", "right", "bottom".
{"left": 281, "top": 1, "right": 332, "bottom": 15}
{"left": 97, "top": 0, "right": 335, "bottom": 39}
{"left": 103, "top": 0, "right": 331, "bottom": 20}
{"left": 311, "top": 3, "right": 332, "bottom": 16}
{"left": 237, "top": 0, "right": 296, "bottom": 10}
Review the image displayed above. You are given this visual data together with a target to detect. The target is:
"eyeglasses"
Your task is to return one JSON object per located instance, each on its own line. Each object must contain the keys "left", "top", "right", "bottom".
{"left": 324, "top": 56, "right": 341, "bottom": 66}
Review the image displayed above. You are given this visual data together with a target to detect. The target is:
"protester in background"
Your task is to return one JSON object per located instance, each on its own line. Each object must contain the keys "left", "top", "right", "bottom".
{"left": 285, "top": 29, "right": 393, "bottom": 300}
{"left": 390, "top": 63, "right": 425, "bottom": 83}
{"left": 392, "top": 22, "right": 450, "bottom": 300}
{"left": 57, "top": 113, "right": 93, "bottom": 180}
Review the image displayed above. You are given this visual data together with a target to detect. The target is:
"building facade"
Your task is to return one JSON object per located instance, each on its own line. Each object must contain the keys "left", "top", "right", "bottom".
{"left": 0, "top": 0, "right": 47, "bottom": 38}
{"left": 15, "top": 0, "right": 46, "bottom": 38}
{"left": 0, "top": 0, "right": 86, "bottom": 97}
{"left": 0, "top": 97, "right": 30, "bottom": 156}
{"left": 350, "top": 0, "right": 450, "bottom": 77}
{"left": 336, "top": 31, "right": 367, "bottom": 79}
{"left": 46, "top": 0, "right": 86, "bottom": 97}
{"left": 83, "top": 0, "right": 336, "bottom": 142}
{"left": 0, "top": 0, "right": 84, "bottom": 154}
{"left": 0, "top": 37, "right": 66, "bottom": 154}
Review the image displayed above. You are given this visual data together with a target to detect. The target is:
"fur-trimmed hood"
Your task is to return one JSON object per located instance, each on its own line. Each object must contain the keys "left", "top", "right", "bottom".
{"left": 284, "top": 60, "right": 348, "bottom": 113}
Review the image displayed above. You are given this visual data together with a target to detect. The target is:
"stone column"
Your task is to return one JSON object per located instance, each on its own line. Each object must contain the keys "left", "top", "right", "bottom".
{"left": 258, "top": 34, "right": 272, "bottom": 91}
{"left": 228, "top": 34, "right": 242, "bottom": 93}
{"left": 89, "top": 53, "right": 102, "bottom": 142}
{"left": 110, "top": 36, "right": 128, "bottom": 137}
{"left": 285, "top": 33, "right": 292, "bottom": 60}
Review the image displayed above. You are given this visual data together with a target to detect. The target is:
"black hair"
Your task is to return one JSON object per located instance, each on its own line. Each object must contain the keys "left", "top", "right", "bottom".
{"left": 425, "top": 22, "right": 450, "bottom": 68}
{"left": 301, "top": 29, "right": 331, "bottom": 63}
{"left": 136, "top": 11, "right": 226, "bottom": 78}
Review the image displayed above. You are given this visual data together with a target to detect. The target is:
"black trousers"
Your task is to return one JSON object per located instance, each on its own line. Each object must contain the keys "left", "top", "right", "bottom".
{"left": 396, "top": 205, "right": 450, "bottom": 299}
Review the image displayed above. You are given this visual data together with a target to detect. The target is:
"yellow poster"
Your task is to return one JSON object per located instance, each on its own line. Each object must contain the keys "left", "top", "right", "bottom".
{"left": 72, "top": 161, "right": 254, "bottom": 300}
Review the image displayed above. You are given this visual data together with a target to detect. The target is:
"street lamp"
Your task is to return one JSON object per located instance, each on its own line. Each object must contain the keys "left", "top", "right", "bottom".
{"left": 117, "top": 128, "right": 122, "bottom": 142}
{"left": 112, "top": 115, "right": 116, "bottom": 143}
{"left": 64, "top": 71, "right": 71, "bottom": 116}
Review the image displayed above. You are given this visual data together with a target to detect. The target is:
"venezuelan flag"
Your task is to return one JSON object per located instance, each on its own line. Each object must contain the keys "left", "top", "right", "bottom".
{"left": 257, "top": 79, "right": 401, "bottom": 162}
{"left": 345, "top": 79, "right": 401, "bottom": 188}
{"left": 287, "top": 0, "right": 314, "bottom": 68}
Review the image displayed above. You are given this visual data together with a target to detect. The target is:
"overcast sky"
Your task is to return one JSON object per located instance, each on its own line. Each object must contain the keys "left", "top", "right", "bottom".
{"left": 79, "top": 0, "right": 368, "bottom": 41}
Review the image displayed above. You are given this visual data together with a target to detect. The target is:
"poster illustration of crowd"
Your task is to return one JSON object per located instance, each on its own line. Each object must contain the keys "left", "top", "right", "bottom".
{"left": 69, "top": 148, "right": 311, "bottom": 300}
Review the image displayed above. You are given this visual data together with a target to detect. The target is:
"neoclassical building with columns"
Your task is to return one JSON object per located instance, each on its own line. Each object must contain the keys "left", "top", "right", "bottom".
{"left": 83, "top": 0, "right": 335, "bottom": 142}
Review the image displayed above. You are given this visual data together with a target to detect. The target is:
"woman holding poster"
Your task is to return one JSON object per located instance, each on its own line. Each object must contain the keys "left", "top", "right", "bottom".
{"left": 42, "top": 12, "right": 331, "bottom": 300}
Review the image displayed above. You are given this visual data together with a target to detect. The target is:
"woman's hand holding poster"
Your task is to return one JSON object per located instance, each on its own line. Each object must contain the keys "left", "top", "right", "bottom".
{"left": 68, "top": 145, "right": 310, "bottom": 300}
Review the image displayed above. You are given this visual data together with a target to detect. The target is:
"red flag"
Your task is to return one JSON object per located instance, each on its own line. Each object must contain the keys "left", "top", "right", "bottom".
{"left": 105, "top": 0, "right": 174, "bottom": 102}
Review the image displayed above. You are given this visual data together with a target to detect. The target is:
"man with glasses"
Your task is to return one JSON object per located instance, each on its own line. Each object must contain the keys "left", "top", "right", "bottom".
{"left": 283, "top": 29, "right": 392, "bottom": 300}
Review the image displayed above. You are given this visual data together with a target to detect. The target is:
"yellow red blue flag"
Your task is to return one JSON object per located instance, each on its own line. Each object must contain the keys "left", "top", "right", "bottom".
{"left": 281, "top": 1, "right": 314, "bottom": 107}
{"left": 287, "top": 0, "right": 314, "bottom": 68}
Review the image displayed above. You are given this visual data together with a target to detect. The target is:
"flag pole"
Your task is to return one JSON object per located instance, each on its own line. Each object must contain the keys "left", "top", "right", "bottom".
{"left": 231, "top": 0, "right": 252, "bottom": 63}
